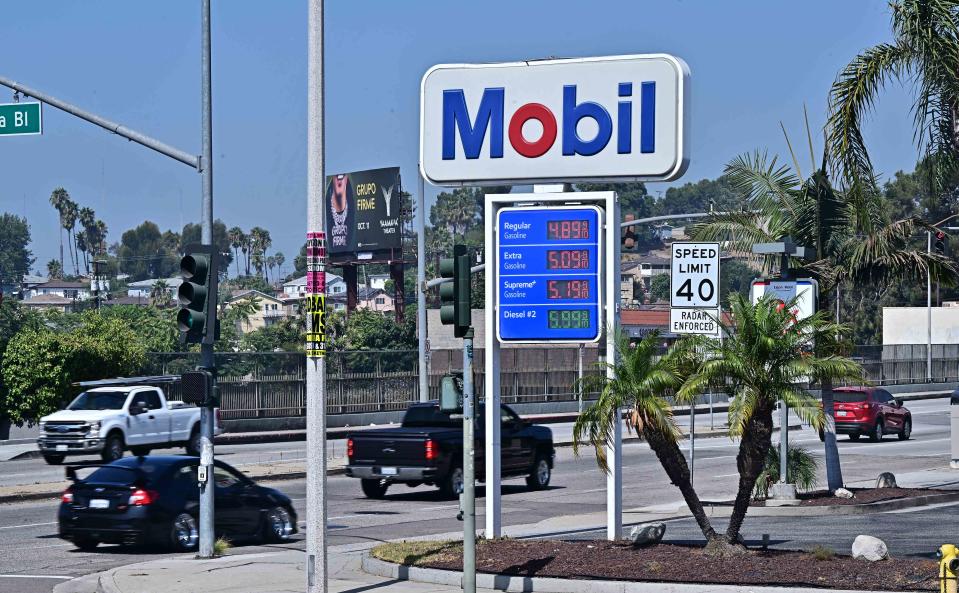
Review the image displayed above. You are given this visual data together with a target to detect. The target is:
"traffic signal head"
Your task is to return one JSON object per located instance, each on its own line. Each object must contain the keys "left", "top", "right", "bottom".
{"left": 622, "top": 215, "right": 636, "bottom": 249}
{"left": 181, "top": 369, "right": 213, "bottom": 406}
{"left": 177, "top": 247, "right": 218, "bottom": 344}
{"left": 936, "top": 231, "right": 947, "bottom": 255}
{"left": 439, "top": 244, "right": 470, "bottom": 338}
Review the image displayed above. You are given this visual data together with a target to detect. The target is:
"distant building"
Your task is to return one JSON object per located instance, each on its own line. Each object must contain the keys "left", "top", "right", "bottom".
{"left": 225, "top": 290, "right": 290, "bottom": 333}
{"left": 126, "top": 277, "right": 183, "bottom": 300}
{"left": 26, "top": 280, "right": 91, "bottom": 301}
{"left": 20, "top": 293, "right": 75, "bottom": 312}
{"left": 368, "top": 273, "right": 391, "bottom": 291}
{"left": 281, "top": 273, "right": 345, "bottom": 298}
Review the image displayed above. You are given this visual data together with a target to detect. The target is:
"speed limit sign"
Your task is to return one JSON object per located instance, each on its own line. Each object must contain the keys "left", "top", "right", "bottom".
{"left": 670, "top": 242, "right": 720, "bottom": 308}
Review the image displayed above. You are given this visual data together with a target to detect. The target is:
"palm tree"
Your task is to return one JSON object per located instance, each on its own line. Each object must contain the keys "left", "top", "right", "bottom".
{"left": 49, "top": 188, "right": 70, "bottom": 273}
{"left": 679, "top": 294, "right": 862, "bottom": 546}
{"left": 249, "top": 227, "right": 272, "bottom": 278}
{"left": 827, "top": 0, "right": 959, "bottom": 199}
{"left": 228, "top": 227, "right": 244, "bottom": 277}
{"left": 266, "top": 255, "right": 277, "bottom": 283}
{"left": 274, "top": 251, "right": 285, "bottom": 281}
{"left": 691, "top": 149, "right": 955, "bottom": 491}
{"left": 150, "top": 279, "right": 170, "bottom": 308}
{"left": 573, "top": 332, "right": 725, "bottom": 550}
{"left": 46, "top": 259, "right": 63, "bottom": 279}
{"left": 60, "top": 198, "right": 79, "bottom": 276}
{"left": 78, "top": 207, "right": 97, "bottom": 274}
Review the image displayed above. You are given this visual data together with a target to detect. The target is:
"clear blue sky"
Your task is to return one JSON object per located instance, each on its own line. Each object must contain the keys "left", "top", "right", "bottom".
{"left": 0, "top": 1, "right": 918, "bottom": 278}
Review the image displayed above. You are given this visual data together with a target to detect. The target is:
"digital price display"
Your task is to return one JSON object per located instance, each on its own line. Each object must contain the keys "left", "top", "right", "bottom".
{"left": 496, "top": 206, "right": 602, "bottom": 342}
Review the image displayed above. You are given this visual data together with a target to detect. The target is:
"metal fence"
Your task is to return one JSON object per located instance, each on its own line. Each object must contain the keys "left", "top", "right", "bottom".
{"left": 144, "top": 344, "right": 957, "bottom": 420}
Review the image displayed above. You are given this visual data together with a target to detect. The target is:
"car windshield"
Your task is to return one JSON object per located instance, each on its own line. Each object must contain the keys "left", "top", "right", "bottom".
{"left": 834, "top": 391, "right": 868, "bottom": 403}
{"left": 402, "top": 406, "right": 458, "bottom": 428}
{"left": 67, "top": 390, "right": 128, "bottom": 410}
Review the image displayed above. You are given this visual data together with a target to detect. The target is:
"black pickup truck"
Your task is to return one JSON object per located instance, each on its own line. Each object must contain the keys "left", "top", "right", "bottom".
{"left": 345, "top": 402, "right": 555, "bottom": 499}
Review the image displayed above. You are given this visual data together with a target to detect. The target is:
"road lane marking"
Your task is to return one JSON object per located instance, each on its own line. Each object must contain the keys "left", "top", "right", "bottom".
{"left": 0, "top": 575, "right": 71, "bottom": 580}
{"left": 0, "top": 521, "right": 56, "bottom": 530}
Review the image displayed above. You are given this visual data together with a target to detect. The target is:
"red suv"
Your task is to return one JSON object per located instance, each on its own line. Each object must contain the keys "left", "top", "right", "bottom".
{"left": 819, "top": 387, "right": 912, "bottom": 442}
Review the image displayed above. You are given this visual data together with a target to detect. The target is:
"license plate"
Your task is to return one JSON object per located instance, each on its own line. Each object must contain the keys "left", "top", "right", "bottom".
{"left": 380, "top": 467, "right": 398, "bottom": 476}
{"left": 89, "top": 499, "right": 109, "bottom": 509}
{"left": 55, "top": 445, "right": 68, "bottom": 452}
{"left": 836, "top": 411, "right": 848, "bottom": 417}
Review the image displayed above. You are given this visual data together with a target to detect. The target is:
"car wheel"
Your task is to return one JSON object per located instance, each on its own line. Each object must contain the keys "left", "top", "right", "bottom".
{"left": 898, "top": 418, "right": 912, "bottom": 441}
{"left": 848, "top": 433, "right": 861, "bottom": 442}
{"left": 525, "top": 456, "right": 551, "bottom": 491}
{"left": 186, "top": 427, "right": 201, "bottom": 457}
{"left": 869, "top": 420, "right": 884, "bottom": 443}
{"left": 73, "top": 537, "right": 99, "bottom": 551}
{"left": 42, "top": 454, "right": 65, "bottom": 465}
{"left": 130, "top": 446, "right": 151, "bottom": 457}
{"left": 169, "top": 512, "right": 199, "bottom": 552}
{"left": 262, "top": 506, "right": 294, "bottom": 543}
{"left": 360, "top": 478, "right": 389, "bottom": 499}
{"left": 101, "top": 433, "right": 124, "bottom": 462}
{"left": 440, "top": 465, "right": 464, "bottom": 499}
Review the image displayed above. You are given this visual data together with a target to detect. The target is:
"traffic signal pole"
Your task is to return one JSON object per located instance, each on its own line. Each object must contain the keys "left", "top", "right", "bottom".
{"left": 197, "top": 0, "right": 216, "bottom": 560}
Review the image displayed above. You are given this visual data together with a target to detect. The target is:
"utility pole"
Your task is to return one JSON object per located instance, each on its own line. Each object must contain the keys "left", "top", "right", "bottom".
{"left": 306, "top": 1, "right": 328, "bottom": 592}
{"left": 927, "top": 230, "right": 932, "bottom": 381}
{"left": 417, "top": 172, "right": 428, "bottom": 402}
{"left": 197, "top": 0, "right": 216, "bottom": 560}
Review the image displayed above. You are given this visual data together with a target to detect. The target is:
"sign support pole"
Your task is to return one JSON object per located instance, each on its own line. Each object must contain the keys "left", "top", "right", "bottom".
{"left": 605, "top": 195, "right": 622, "bottom": 541}
{"left": 462, "top": 328, "right": 476, "bottom": 593}
{"left": 417, "top": 172, "right": 429, "bottom": 402}
{"left": 484, "top": 197, "right": 501, "bottom": 538}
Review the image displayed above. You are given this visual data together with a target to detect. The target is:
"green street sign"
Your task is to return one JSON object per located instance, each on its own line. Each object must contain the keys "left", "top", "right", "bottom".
{"left": 0, "top": 102, "right": 41, "bottom": 136}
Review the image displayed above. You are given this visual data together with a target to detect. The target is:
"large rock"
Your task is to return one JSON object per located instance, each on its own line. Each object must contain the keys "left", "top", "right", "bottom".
{"left": 834, "top": 487, "right": 855, "bottom": 499}
{"left": 852, "top": 535, "right": 889, "bottom": 561}
{"left": 876, "top": 472, "right": 898, "bottom": 489}
{"left": 629, "top": 522, "right": 666, "bottom": 547}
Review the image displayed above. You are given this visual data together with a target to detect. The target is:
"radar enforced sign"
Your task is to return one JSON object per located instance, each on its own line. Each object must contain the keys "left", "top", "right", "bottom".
{"left": 670, "top": 242, "right": 720, "bottom": 336}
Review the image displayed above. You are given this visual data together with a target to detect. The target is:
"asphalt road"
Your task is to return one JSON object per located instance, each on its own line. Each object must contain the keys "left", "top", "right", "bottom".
{"left": 0, "top": 398, "right": 952, "bottom": 593}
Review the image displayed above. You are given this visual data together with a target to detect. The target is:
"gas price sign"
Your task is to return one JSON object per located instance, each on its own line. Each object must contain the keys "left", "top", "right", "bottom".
{"left": 496, "top": 206, "right": 602, "bottom": 342}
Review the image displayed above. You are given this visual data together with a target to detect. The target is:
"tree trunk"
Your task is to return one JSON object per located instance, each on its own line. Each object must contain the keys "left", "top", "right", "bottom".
{"left": 641, "top": 423, "right": 720, "bottom": 544}
{"left": 0, "top": 416, "right": 10, "bottom": 441}
{"left": 725, "top": 401, "right": 774, "bottom": 543}
{"left": 817, "top": 290, "right": 844, "bottom": 491}
{"left": 234, "top": 248, "right": 240, "bottom": 277}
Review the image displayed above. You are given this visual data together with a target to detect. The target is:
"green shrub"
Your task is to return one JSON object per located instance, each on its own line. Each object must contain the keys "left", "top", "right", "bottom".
{"left": 753, "top": 444, "right": 819, "bottom": 499}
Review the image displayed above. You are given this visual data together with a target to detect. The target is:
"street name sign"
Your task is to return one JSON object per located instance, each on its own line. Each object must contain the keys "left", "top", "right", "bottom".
{"left": 420, "top": 54, "right": 689, "bottom": 186}
{"left": 670, "top": 242, "right": 720, "bottom": 309}
{"left": 496, "top": 205, "right": 603, "bottom": 342}
{"left": 0, "top": 102, "right": 41, "bottom": 136}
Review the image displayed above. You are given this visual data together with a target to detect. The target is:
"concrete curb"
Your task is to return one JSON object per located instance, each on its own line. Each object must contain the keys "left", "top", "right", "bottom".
{"left": 360, "top": 554, "right": 904, "bottom": 593}
{"left": 695, "top": 490, "right": 959, "bottom": 517}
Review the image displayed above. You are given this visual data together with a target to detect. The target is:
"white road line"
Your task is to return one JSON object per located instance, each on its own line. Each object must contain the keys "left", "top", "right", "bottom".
{"left": 712, "top": 473, "right": 741, "bottom": 478}
{"left": 0, "top": 521, "right": 56, "bottom": 530}
{"left": 842, "top": 437, "right": 949, "bottom": 452}
{"left": 0, "top": 575, "right": 72, "bottom": 580}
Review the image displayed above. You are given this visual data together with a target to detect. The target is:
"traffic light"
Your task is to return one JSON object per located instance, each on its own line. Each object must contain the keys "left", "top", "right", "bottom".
{"left": 181, "top": 369, "right": 214, "bottom": 406}
{"left": 177, "top": 245, "right": 219, "bottom": 344}
{"left": 935, "top": 231, "right": 946, "bottom": 255}
{"left": 622, "top": 214, "right": 637, "bottom": 249}
{"left": 440, "top": 244, "right": 470, "bottom": 338}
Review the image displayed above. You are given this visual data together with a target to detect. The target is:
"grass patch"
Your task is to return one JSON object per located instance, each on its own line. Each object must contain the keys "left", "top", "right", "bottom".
{"left": 213, "top": 537, "right": 232, "bottom": 556}
{"left": 810, "top": 545, "right": 835, "bottom": 561}
{"left": 371, "top": 540, "right": 462, "bottom": 566}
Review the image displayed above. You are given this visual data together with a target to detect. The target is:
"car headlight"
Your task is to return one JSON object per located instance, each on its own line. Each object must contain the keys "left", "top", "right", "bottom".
{"left": 39, "top": 422, "right": 46, "bottom": 431}
{"left": 87, "top": 422, "right": 101, "bottom": 435}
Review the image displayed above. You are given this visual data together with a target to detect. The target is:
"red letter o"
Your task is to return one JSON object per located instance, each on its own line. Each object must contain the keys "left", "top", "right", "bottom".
{"left": 508, "top": 103, "right": 557, "bottom": 158}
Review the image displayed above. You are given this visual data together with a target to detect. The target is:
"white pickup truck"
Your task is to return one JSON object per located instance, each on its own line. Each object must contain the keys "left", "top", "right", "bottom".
{"left": 37, "top": 385, "right": 221, "bottom": 465}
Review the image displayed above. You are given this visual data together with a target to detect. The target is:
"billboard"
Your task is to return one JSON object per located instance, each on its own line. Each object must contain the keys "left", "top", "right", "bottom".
{"left": 326, "top": 167, "right": 402, "bottom": 262}
{"left": 420, "top": 54, "right": 689, "bottom": 186}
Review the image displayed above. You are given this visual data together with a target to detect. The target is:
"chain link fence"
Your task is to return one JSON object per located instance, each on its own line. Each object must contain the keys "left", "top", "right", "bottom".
{"left": 144, "top": 344, "right": 956, "bottom": 420}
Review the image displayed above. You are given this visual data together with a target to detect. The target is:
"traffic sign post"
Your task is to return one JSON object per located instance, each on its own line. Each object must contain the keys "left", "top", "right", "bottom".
{"left": 486, "top": 191, "right": 621, "bottom": 539}
{"left": 0, "top": 102, "right": 41, "bottom": 136}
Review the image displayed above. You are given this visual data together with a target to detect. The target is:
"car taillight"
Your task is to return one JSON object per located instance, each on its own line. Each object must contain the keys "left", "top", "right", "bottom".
{"left": 61, "top": 489, "right": 74, "bottom": 504}
{"left": 347, "top": 438, "right": 354, "bottom": 459}
{"left": 128, "top": 489, "right": 156, "bottom": 506}
{"left": 861, "top": 403, "right": 870, "bottom": 410}
{"left": 425, "top": 439, "right": 436, "bottom": 461}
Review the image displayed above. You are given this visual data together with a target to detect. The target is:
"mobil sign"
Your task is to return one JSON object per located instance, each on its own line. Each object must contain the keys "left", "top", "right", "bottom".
{"left": 420, "top": 54, "right": 689, "bottom": 186}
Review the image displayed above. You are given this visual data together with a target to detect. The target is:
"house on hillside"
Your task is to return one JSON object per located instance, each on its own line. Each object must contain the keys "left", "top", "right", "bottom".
{"left": 126, "top": 277, "right": 183, "bottom": 302}
{"left": 26, "top": 280, "right": 91, "bottom": 301}
{"left": 20, "top": 293, "right": 75, "bottom": 312}
{"left": 225, "top": 289, "right": 289, "bottom": 333}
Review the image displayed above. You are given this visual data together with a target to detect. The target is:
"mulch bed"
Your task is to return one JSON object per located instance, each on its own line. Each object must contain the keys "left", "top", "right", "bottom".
{"left": 419, "top": 539, "right": 938, "bottom": 592}
{"left": 796, "top": 488, "right": 941, "bottom": 507}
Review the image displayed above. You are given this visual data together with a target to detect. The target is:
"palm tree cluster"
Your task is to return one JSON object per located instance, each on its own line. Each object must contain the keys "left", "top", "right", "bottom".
{"left": 227, "top": 226, "right": 284, "bottom": 282}
{"left": 48, "top": 187, "right": 108, "bottom": 277}
{"left": 574, "top": 294, "right": 862, "bottom": 554}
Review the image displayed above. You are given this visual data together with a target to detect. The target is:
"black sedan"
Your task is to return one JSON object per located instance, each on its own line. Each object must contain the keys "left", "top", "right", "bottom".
{"left": 58, "top": 456, "right": 297, "bottom": 551}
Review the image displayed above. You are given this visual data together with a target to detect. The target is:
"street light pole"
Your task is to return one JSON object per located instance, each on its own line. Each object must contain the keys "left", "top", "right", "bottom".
{"left": 197, "top": 0, "right": 216, "bottom": 560}
{"left": 306, "top": 1, "right": 328, "bottom": 592}
{"left": 928, "top": 230, "right": 932, "bottom": 382}
{"left": 417, "top": 172, "right": 429, "bottom": 402}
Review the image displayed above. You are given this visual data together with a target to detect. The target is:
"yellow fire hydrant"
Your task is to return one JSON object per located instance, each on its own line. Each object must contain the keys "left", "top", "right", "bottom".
{"left": 938, "top": 544, "right": 959, "bottom": 593}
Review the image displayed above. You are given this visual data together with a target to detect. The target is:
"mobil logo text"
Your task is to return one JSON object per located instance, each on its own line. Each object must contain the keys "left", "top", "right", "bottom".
{"left": 420, "top": 54, "right": 689, "bottom": 185}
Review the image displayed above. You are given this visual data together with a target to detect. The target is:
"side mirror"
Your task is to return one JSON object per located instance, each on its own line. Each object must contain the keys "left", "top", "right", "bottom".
{"left": 130, "top": 403, "right": 146, "bottom": 415}
{"left": 894, "top": 399, "right": 903, "bottom": 408}
{"left": 66, "top": 467, "right": 77, "bottom": 482}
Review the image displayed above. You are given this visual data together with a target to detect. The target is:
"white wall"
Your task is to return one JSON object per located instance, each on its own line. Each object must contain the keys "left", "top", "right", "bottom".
{"left": 883, "top": 307, "right": 959, "bottom": 344}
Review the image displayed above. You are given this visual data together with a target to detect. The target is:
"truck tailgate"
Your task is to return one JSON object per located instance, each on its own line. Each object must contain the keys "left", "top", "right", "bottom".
{"left": 351, "top": 429, "right": 454, "bottom": 466}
